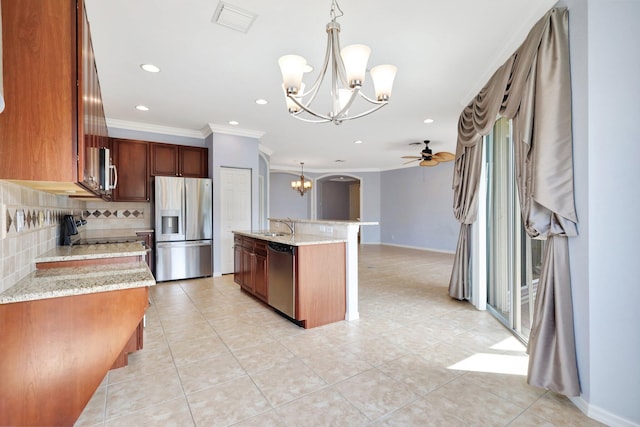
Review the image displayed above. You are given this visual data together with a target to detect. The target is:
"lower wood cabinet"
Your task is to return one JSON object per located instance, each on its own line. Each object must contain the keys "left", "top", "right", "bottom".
{"left": 253, "top": 241, "right": 269, "bottom": 301}
{"left": 235, "top": 236, "right": 268, "bottom": 303}
{"left": 136, "top": 231, "right": 155, "bottom": 276}
{"left": 0, "top": 287, "right": 148, "bottom": 426}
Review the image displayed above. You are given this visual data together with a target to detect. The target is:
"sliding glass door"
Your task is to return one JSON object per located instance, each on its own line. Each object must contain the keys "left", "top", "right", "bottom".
{"left": 485, "top": 118, "right": 544, "bottom": 342}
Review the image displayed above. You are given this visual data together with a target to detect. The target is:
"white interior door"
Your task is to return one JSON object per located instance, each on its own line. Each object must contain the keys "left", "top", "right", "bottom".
{"left": 220, "top": 167, "right": 252, "bottom": 274}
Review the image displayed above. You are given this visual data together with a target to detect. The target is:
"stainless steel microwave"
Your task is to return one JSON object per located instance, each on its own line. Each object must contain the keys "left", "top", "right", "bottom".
{"left": 84, "top": 147, "right": 117, "bottom": 195}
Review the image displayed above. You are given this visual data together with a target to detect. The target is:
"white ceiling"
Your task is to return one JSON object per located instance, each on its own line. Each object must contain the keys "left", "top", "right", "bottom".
{"left": 84, "top": 0, "right": 556, "bottom": 172}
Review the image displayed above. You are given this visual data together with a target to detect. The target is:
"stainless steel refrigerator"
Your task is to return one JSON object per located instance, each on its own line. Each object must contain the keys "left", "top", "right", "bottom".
{"left": 154, "top": 176, "right": 212, "bottom": 282}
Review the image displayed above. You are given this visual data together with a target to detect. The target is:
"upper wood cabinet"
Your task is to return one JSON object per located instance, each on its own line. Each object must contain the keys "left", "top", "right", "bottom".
{"left": 151, "top": 143, "right": 208, "bottom": 178}
{"left": 112, "top": 139, "right": 150, "bottom": 202}
{"left": 0, "top": 0, "right": 108, "bottom": 192}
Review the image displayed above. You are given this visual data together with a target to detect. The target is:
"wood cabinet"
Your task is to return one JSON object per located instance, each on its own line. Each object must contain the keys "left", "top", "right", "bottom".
{"left": 0, "top": 0, "right": 108, "bottom": 193}
{"left": 232, "top": 234, "right": 346, "bottom": 328}
{"left": 234, "top": 235, "right": 244, "bottom": 286}
{"left": 295, "top": 243, "right": 346, "bottom": 329}
{"left": 0, "top": 287, "right": 148, "bottom": 427}
{"left": 253, "top": 241, "right": 269, "bottom": 301}
{"left": 234, "top": 236, "right": 268, "bottom": 303}
{"left": 136, "top": 231, "right": 155, "bottom": 276}
{"left": 151, "top": 143, "right": 208, "bottom": 178}
{"left": 112, "top": 139, "right": 151, "bottom": 201}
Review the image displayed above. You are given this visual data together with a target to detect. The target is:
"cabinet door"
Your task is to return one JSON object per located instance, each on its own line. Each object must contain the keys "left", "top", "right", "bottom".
{"left": 0, "top": 0, "right": 77, "bottom": 182}
{"left": 150, "top": 144, "right": 179, "bottom": 176}
{"left": 180, "top": 146, "right": 208, "bottom": 178}
{"left": 254, "top": 251, "right": 268, "bottom": 302}
{"left": 113, "top": 139, "right": 150, "bottom": 201}
{"left": 241, "top": 247, "right": 254, "bottom": 292}
{"left": 234, "top": 236, "right": 243, "bottom": 285}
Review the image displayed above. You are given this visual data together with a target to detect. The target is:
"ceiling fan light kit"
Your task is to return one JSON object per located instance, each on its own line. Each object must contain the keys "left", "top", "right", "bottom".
{"left": 278, "top": 0, "right": 397, "bottom": 125}
{"left": 401, "top": 141, "right": 455, "bottom": 167}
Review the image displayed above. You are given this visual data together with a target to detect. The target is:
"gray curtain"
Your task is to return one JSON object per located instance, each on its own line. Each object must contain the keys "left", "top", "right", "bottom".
{"left": 448, "top": 8, "right": 580, "bottom": 396}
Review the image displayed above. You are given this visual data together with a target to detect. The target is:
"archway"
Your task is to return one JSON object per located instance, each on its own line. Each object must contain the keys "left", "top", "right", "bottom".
{"left": 315, "top": 174, "right": 361, "bottom": 221}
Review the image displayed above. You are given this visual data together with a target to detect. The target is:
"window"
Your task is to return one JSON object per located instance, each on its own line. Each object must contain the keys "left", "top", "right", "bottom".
{"left": 485, "top": 117, "right": 544, "bottom": 342}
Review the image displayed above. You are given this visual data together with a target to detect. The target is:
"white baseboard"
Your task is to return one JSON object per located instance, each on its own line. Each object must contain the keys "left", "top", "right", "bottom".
{"left": 376, "top": 242, "right": 456, "bottom": 254}
{"left": 570, "top": 396, "right": 639, "bottom": 427}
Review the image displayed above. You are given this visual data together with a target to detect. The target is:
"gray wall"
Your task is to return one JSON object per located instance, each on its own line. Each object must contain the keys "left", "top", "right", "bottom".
{"left": 268, "top": 172, "right": 311, "bottom": 220}
{"left": 559, "top": 0, "right": 640, "bottom": 424}
{"left": 381, "top": 163, "right": 458, "bottom": 252}
{"left": 268, "top": 170, "right": 383, "bottom": 244}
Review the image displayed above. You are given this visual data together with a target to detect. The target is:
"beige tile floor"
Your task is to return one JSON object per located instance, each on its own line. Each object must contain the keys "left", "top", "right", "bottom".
{"left": 75, "top": 244, "right": 602, "bottom": 426}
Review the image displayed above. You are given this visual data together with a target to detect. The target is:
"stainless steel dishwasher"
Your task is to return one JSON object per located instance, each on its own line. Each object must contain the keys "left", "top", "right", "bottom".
{"left": 267, "top": 242, "right": 296, "bottom": 318}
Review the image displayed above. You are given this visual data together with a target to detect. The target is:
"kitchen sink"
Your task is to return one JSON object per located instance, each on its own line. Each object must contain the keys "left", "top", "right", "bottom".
{"left": 255, "top": 231, "right": 288, "bottom": 237}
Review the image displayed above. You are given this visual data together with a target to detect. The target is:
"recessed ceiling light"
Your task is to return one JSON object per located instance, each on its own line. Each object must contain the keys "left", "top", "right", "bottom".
{"left": 229, "top": 120, "right": 239, "bottom": 125}
{"left": 140, "top": 64, "right": 160, "bottom": 73}
{"left": 255, "top": 99, "right": 268, "bottom": 105}
{"left": 303, "top": 64, "right": 314, "bottom": 73}
{"left": 424, "top": 118, "right": 434, "bottom": 124}
{"left": 135, "top": 105, "right": 149, "bottom": 111}
{"left": 334, "top": 159, "right": 345, "bottom": 163}
{"left": 354, "top": 140, "right": 363, "bottom": 144}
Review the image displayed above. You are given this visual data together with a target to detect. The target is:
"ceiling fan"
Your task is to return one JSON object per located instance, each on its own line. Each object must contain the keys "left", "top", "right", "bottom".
{"left": 401, "top": 140, "right": 455, "bottom": 167}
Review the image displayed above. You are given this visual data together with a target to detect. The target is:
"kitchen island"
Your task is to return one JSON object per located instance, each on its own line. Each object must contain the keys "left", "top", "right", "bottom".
{"left": 233, "top": 230, "right": 347, "bottom": 328}
{"left": 269, "top": 218, "right": 378, "bottom": 322}
{"left": 0, "top": 242, "right": 155, "bottom": 427}
{"left": 234, "top": 219, "right": 376, "bottom": 328}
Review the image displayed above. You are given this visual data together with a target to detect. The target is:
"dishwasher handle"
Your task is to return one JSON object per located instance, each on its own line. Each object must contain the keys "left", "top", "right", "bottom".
{"left": 268, "top": 242, "right": 296, "bottom": 255}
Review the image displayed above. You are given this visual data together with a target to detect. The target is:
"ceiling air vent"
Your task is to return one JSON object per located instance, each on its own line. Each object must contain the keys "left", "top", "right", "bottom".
{"left": 212, "top": 2, "right": 257, "bottom": 33}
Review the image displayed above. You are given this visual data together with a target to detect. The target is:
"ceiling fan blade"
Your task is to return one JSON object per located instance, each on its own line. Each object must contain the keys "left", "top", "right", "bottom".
{"left": 432, "top": 152, "right": 455, "bottom": 162}
{"left": 401, "top": 155, "right": 421, "bottom": 159}
{"left": 403, "top": 158, "right": 421, "bottom": 165}
{"left": 419, "top": 159, "right": 439, "bottom": 167}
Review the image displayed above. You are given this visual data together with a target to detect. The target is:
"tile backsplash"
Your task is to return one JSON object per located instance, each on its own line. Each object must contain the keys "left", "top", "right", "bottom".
{"left": 83, "top": 201, "right": 151, "bottom": 231}
{"left": 0, "top": 181, "right": 154, "bottom": 293}
{"left": 0, "top": 181, "right": 84, "bottom": 293}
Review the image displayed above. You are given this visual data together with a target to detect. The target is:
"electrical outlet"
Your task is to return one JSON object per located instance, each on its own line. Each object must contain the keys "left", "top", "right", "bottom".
{"left": 15, "top": 209, "right": 25, "bottom": 232}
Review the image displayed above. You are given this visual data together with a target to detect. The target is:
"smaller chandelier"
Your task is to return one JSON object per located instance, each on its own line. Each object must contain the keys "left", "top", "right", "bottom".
{"left": 278, "top": 0, "right": 397, "bottom": 125}
{"left": 291, "top": 162, "right": 312, "bottom": 196}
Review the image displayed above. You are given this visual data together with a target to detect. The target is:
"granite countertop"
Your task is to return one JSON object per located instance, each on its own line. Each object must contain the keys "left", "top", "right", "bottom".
{"left": 0, "top": 261, "right": 155, "bottom": 304}
{"left": 233, "top": 231, "right": 346, "bottom": 246}
{"left": 36, "top": 242, "right": 147, "bottom": 263}
{"left": 80, "top": 228, "right": 154, "bottom": 240}
{"left": 268, "top": 218, "right": 379, "bottom": 226}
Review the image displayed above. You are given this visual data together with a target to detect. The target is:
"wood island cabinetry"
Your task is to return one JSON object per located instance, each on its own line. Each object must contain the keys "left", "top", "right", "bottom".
{"left": 235, "top": 236, "right": 268, "bottom": 303}
{"left": 234, "top": 233, "right": 346, "bottom": 328}
{"left": 0, "top": 0, "right": 108, "bottom": 194}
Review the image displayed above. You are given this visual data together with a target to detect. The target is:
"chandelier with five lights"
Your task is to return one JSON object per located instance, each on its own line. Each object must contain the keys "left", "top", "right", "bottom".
{"left": 278, "top": 0, "right": 398, "bottom": 125}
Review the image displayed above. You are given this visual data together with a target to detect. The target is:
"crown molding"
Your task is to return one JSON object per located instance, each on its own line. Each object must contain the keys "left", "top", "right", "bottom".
{"left": 205, "top": 123, "right": 265, "bottom": 139}
{"left": 259, "top": 144, "right": 273, "bottom": 156}
{"left": 106, "top": 118, "right": 205, "bottom": 139}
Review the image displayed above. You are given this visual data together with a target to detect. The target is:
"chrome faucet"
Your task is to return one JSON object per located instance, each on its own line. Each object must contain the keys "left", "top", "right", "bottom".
{"left": 274, "top": 218, "right": 295, "bottom": 236}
